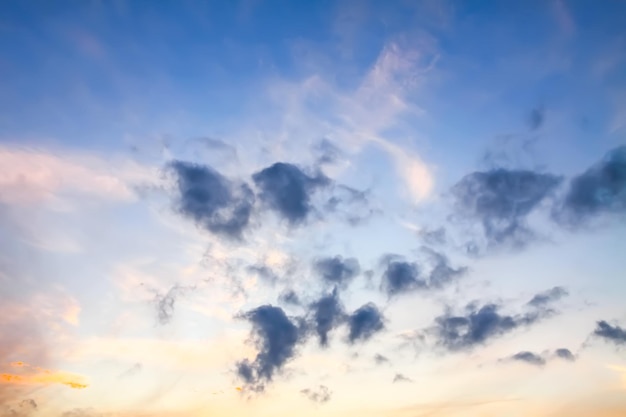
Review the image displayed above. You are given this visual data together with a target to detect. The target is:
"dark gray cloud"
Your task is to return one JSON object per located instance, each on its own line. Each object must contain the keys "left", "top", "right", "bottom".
{"left": 527, "top": 286, "right": 568, "bottom": 308}
{"left": 529, "top": 107, "right": 545, "bottom": 131}
{"left": 507, "top": 351, "right": 546, "bottom": 366}
{"left": 381, "top": 260, "right": 426, "bottom": 297}
{"left": 235, "top": 305, "right": 305, "bottom": 390}
{"left": 309, "top": 289, "right": 346, "bottom": 347}
{"left": 252, "top": 162, "right": 329, "bottom": 224}
{"left": 278, "top": 290, "right": 301, "bottom": 306}
{"left": 374, "top": 353, "right": 389, "bottom": 365}
{"left": 451, "top": 168, "right": 562, "bottom": 248}
{"left": 168, "top": 160, "right": 254, "bottom": 239}
{"left": 593, "top": 320, "right": 626, "bottom": 346}
{"left": 393, "top": 373, "right": 413, "bottom": 383}
{"left": 380, "top": 250, "right": 466, "bottom": 296}
{"left": 313, "top": 256, "right": 360, "bottom": 289}
{"left": 431, "top": 297, "right": 558, "bottom": 351}
{"left": 554, "top": 348, "right": 576, "bottom": 361}
{"left": 348, "top": 303, "right": 385, "bottom": 343}
{"left": 300, "top": 385, "right": 332, "bottom": 403}
{"left": 554, "top": 145, "right": 626, "bottom": 226}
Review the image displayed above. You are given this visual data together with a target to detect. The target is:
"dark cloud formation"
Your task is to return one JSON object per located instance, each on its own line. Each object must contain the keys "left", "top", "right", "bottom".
{"left": 554, "top": 348, "right": 576, "bottom": 361}
{"left": 380, "top": 250, "right": 466, "bottom": 296}
{"left": 300, "top": 385, "right": 332, "bottom": 403}
{"left": 507, "top": 351, "right": 546, "bottom": 366}
{"left": 593, "top": 320, "right": 626, "bottom": 346}
{"left": 169, "top": 160, "right": 254, "bottom": 239}
{"left": 431, "top": 298, "right": 558, "bottom": 351}
{"left": 393, "top": 373, "right": 413, "bottom": 383}
{"left": 529, "top": 107, "right": 545, "bottom": 131}
{"left": 313, "top": 256, "right": 360, "bottom": 289}
{"left": 278, "top": 290, "right": 301, "bottom": 306}
{"left": 527, "top": 286, "right": 568, "bottom": 308}
{"left": 554, "top": 145, "right": 626, "bottom": 226}
{"left": 235, "top": 305, "right": 305, "bottom": 390}
{"left": 252, "top": 162, "right": 329, "bottom": 224}
{"left": 374, "top": 353, "right": 389, "bottom": 365}
{"left": 348, "top": 303, "right": 385, "bottom": 343}
{"left": 381, "top": 260, "right": 425, "bottom": 296}
{"left": 309, "top": 289, "right": 346, "bottom": 347}
{"left": 451, "top": 168, "right": 562, "bottom": 247}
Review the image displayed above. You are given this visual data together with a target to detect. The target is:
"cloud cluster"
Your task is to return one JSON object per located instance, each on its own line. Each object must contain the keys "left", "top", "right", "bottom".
{"left": 236, "top": 305, "right": 306, "bottom": 391}
{"left": 300, "top": 385, "right": 332, "bottom": 403}
{"left": 500, "top": 348, "right": 576, "bottom": 367}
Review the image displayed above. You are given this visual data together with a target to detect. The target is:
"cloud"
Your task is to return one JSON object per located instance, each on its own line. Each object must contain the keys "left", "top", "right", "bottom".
{"left": 374, "top": 353, "right": 390, "bottom": 365}
{"left": 312, "top": 139, "right": 343, "bottom": 165}
{"left": 313, "top": 256, "right": 360, "bottom": 289}
{"left": 380, "top": 250, "right": 466, "bottom": 296}
{"left": 308, "top": 288, "right": 346, "bottom": 347}
{"left": 430, "top": 292, "right": 562, "bottom": 351}
{"left": 505, "top": 351, "right": 546, "bottom": 366}
{"left": 300, "top": 385, "right": 332, "bottom": 404}
{"left": 381, "top": 259, "right": 426, "bottom": 296}
{"left": 0, "top": 145, "right": 152, "bottom": 206}
{"left": 194, "top": 137, "right": 238, "bottom": 160}
{"left": 152, "top": 284, "right": 195, "bottom": 325}
{"left": 168, "top": 160, "right": 255, "bottom": 239}
{"left": 554, "top": 348, "right": 576, "bottom": 361}
{"left": 593, "top": 320, "right": 626, "bottom": 346}
{"left": 278, "top": 290, "right": 301, "bottom": 306}
{"left": 348, "top": 303, "right": 385, "bottom": 343}
{"left": 554, "top": 145, "right": 626, "bottom": 226}
{"left": 235, "top": 305, "right": 305, "bottom": 390}
{"left": 393, "top": 373, "right": 413, "bottom": 383}
{"left": 527, "top": 286, "right": 568, "bottom": 308}
{"left": 0, "top": 398, "right": 37, "bottom": 417}
{"left": 419, "top": 227, "right": 447, "bottom": 246}
{"left": 252, "top": 162, "right": 330, "bottom": 225}
{"left": 451, "top": 168, "right": 562, "bottom": 248}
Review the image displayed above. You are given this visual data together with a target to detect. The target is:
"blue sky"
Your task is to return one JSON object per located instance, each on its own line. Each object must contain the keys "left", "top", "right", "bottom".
{"left": 1, "top": 1, "right": 626, "bottom": 416}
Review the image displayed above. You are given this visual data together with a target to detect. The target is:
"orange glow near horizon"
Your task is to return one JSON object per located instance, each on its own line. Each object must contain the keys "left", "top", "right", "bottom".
{"left": 1, "top": 361, "right": 88, "bottom": 389}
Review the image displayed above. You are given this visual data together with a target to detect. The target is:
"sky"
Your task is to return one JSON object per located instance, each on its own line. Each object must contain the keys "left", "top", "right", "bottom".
{"left": 1, "top": 1, "right": 626, "bottom": 416}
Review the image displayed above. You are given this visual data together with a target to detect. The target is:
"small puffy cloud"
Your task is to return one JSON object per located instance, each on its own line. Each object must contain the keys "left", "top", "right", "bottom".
{"left": 235, "top": 305, "right": 306, "bottom": 390}
{"left": 593, "top": 320, "right": 626, "bottom": 346}
{"left": 452, "top": 168, "right": 562, "bottom": 248}
{"left": 374, "top": 353, "right": 389, "bottom": 365}
{"left": 554, "top": 145, "right": 626, "bottom": 226}
{"left": 392, "top": 373, "right": 413, "bottom": 383}
{"left": 313, "top": 256, "right": 360, "bottom": 289}
{"left": 300, "top": 385, "right": 332, "bottom": 403}
{"left": 527, "top": 286, "right": 568, "bottom": 308}
{"left": 506, "top": 351, "right": 546, "bottom": 366}
{"left": 252, "top": 162, "right": 329, "bottom": 225}
{"left": 347, "top": 303, "right": 385, "bottom": 343}
{"left": 554, "top": 348, "right": 576, "bottom": 361}
{"left": 278, "top": 290, "right": 301, "bottom": 306}
{"left": 168, "top": 160, "right": 255, "bottom": 239}
{"left": 381, "top": 259, "right": 425, "bottom": 296}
